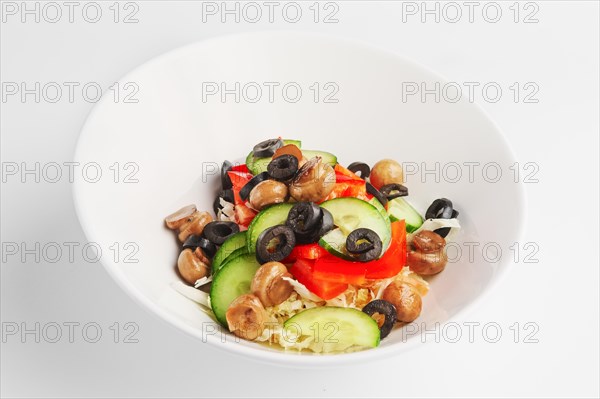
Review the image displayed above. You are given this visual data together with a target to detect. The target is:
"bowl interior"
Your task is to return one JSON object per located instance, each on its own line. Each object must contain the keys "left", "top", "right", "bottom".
{"left": 74, "top": 32, "right": 523, "bottom": 365}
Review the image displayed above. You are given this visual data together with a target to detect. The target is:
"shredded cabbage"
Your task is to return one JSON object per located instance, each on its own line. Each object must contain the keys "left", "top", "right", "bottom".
{"left": 410, "top": 218, "right": 461, "bottom": 241}
{"left": 194, "top": 275, "right": 212, "bottom": 288}
{"left": 170, "top": 281, "right": 211, "bottom": 309}
{"left": 217, "top": 198, "right": 235, "bottom": 222}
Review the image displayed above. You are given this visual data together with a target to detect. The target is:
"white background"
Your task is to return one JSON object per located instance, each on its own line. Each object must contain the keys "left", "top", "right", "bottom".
{"left": 1, "top": 1, "right": 599, "bottom": 398}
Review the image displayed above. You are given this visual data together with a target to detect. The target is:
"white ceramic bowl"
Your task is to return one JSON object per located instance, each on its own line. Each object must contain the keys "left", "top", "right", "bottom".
{"left": 73, "top": 32, "right": 524, "bottom": 366}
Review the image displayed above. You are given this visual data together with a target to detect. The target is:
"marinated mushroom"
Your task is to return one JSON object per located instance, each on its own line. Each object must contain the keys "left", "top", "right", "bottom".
{"left": 407, "top": 230, "right": 448, "bottom": 275}
{"left": 226, "top": 294, "right": 268, "bottom": 340}
{"left": 382, "top": 281, "right": 422, "bottom": 322}
{"left": 177, "top": 247, "right": 210, "bottom": 285}
{"left": 251, "top": 261, "right": 294, "bottom": 307}
{"left": 249, "top": 180, "right": 289, "bottom": 211}
{"left": 370, "top": 159, "right": 404, "bottom": 190}
{"left": 165, "top": 204, "right": 197, "bottom": 229}
{"left": 177, "top": 211, "right": 213, "bottom": 242}
{"left": 289, "top": 157, "right": 335, "bottom": 203}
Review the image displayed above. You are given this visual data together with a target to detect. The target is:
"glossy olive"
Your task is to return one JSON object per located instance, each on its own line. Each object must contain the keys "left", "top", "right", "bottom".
{"left": 182, "top": 235, "right": 217, "bottom": 258}
{"left": 253, "top": 138, "right": 284, "bottom": 158}
{"left": 255, "top": 225, "right": 296, "bottom": 263}
{"left": 346, "top": 228, "right": 382, "bottom": 262}
{"left": 221, "top": 160, "right": 233, "bottom": 190}
{"left": 380, "top": 183, "right": 408, "bottom": 200}
{"left": 362, "top": 299, "right": 397, "bottom": 339}
{"left": 202, "top": 221, "right": 240, "bottom": 245}
{"left": 267, "top": 154, "right": 299, "bottom": 182}
{"left": 347, "top": 162, "right": 370, "bottom": 179}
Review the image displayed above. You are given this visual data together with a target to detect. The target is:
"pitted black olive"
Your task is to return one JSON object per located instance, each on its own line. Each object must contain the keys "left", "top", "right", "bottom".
{"left": 346, "top": 228, "right": 382, "bottom": 262}
{"left": 380, "top": 183, "right": 409, "bottom": 200}
{"left": 202, "top": 221, "right": 240, "bottom": 245}
{"left": 366, "top": 182, "right": 388, "bottom": 207}
{"left": 362, "top": 300, "right": 398, "bottom": 339}
{"left": 253, "top": 138, "right": 284, "bottom": 158}
{"left": 435, "top": 209, "right": 459, "bottom": 238}
{"left": 213, "top": 189, "right": 234, "bottom": 215}
{"left": 425, "top": 198, "right": 454, "bottom": 219}
{"left": 347, "top": 162, "right": 370, "bottom": 179}
{"left": 317, "top": 208, "right": 334, "bottom": 237}
{"left": 267, "top": 154, "right": 299, "bottom": 182}
{"left": 239, "top": 172, "right": 270, "bottom": 201}
{"left": 286, "top": 202, "right": 323, "bottom": 243}
{"left": 433, "top": 209, "right": 458, "bottom": 238}
{"left": 182, "top": 235, "right": 217, "bottom": 258}
{"left": 221, "top": 160, "right": 233, "bottom": 190}
{"left": 426, "top": 198, "right": 458, "bottom": 238}
{"left": 255, "top": 225, "right": 296, "bottom": 263}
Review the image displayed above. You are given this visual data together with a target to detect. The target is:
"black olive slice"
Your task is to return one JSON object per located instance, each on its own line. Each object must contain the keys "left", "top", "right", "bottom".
{"left": 317, "top": 208, "right": 334, "bottom": 237}
{"left": 435, "top": 208, "right": 459, "bottom": 238}
{"left": 255, "top": 225, "right": 296, "bottom": 263}
{"left": 346, "top": 228, "right": 382, "bottom": 262}
{"left": 253, "top": 138, "right": 284, "bottom": 158}
{"left": 213, "top": 189, "right": 234, "bottom": 215}
{"left": 362, "top": 300, "right": 398, "bottom": 339}
{"left": 380, "top": 183, "right": 409, "bottom": 200}
{"left": 202, "top": 221, "right": 240, "bottom": 245}
{"left": 239, "top": 172, "right": 270, "bottom": 201}
{"left": 182, "top": 235, "right": 217, "bottom": 258}
{"left": 426, "top": 198, "right": 458, "bottom": 238}
{"left": 267, "top": 154, "right": 299, "bottom": 182}
{"left": 366, "top": 182, "right": 388, "bottom": 207}
{"left": 286, "top": 202, "right": 323, "bottom": 240}
{"left": 347, "top": 162, "right": 370, "bottom": 179}
{"left": 221, "top": 160, "right": 233, "bottom": 190}
{"left": 425, "top": 198, "right": 454, "bottom": 219}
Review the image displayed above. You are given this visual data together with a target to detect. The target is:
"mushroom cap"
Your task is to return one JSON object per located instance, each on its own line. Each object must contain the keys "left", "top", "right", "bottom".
{"left": 165, "top": 204, "right": 197, "bottom": 229}
{"left": 251, "top": 261, "right": 294, "bottom": 307}
{"left": 225, "top": 294, "right": 268, "bottom": 340}
{"left": 289, "top": 157, "right": 336, "bottom": 203}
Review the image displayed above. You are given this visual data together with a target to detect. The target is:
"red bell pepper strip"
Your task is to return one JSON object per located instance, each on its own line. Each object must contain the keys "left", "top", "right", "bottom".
{"left": 312, "top": 221, "right": 407, "bottom": 283}
{"left": 334, "top": 164, "right": 363, "bottom": 182}
{"left": 364, "top": 220, "right": 407, "bottom": 279}
{"left": 322, "top": 179, "right": 368, "bottom": 202}
{"left": 226, "top": 170, "right": 256, "bottom": 227}
{"left": 313, "top": 254, "right": 368, "bottom": 285}
{"left": 231, "top": 164, "right": 250, "bottom": 173}
{"left": 289, "top": 258, "right": 348, "bottom": 300}
{"left": 286, "top": 243, "right": 329, "bottom": 262}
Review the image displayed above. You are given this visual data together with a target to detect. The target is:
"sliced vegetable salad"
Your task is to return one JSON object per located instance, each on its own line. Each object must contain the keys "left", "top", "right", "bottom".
{"left": 165, "top": 138, "right": 461, "bottom": 353}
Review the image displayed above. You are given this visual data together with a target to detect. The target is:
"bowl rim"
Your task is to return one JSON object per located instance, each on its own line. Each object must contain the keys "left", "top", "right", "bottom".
{"left": 72, "top": 30, "right": 526, "bottom": 367}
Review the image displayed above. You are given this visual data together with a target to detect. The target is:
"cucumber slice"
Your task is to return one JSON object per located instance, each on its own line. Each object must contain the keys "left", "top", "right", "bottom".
{"left": 247, "top": 147, "right": 337, "bottom": 175}
{"left": 246, "top": 139, "right": 301, "bottom": 175}
{"left": 318, "top": 228, "right": 350, "bottom": 260}
{"left": 210, "top": 253, "right": 262, "bottom": 326}
{"left": 212, "top": 231, "right": 247, "bottom": 273}
{"left": 246, "top": 203, "right": 294, "bottom": 252}
{"left": 319, "top": 197, "right": 391, "bottom": 259}
{"left": 284, "top": 139, "right": 302, "bottom": 148}
{"left": 301, "top": 150, "right": 337, "bottom": 167}
{"left": 283, "top": 307, "right": 380, "bottom": 351}
{"left": 387, "top": 197, "right": 424, "bottom": 233}
{"left": 368, "top": 197, "right": 389, "bottom": 223}
{"left": 368, "top": 197, "right": 392, "bottom": 252}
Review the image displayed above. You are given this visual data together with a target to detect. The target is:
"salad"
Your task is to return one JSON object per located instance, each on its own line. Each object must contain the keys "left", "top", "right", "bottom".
{"left": 165, "top": 138, "right": 460, "bottom": 353}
